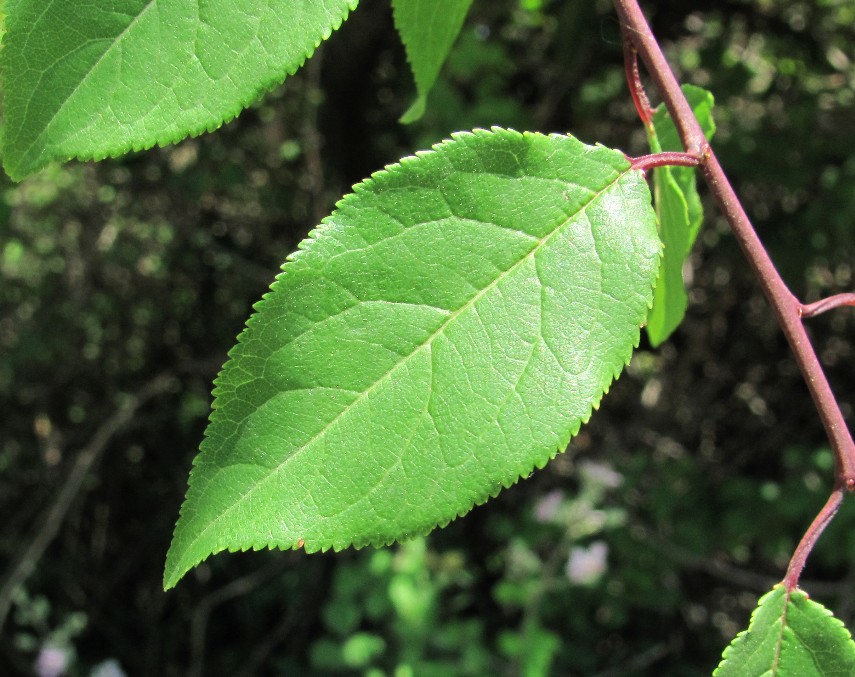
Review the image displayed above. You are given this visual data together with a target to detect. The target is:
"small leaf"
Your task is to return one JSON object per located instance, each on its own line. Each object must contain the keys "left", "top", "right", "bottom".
{"left": 1, "top": 0, "right": 358, "bottom": 180}
{"left": 645, "top": 153, "right": 691, "bottom": 346}
{"left": 645, "top": 84, "right": 715, "bottom": 346}
{"left": 164, "top": 128, "right": 661, "bottom": 590}
{"left": 392, "top": 0, "right": 474, "bottom": 123}
{"left": 715, "top": 585, "right": 855, "bottom": 676}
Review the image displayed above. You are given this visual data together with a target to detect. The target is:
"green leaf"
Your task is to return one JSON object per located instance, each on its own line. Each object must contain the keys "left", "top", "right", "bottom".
{"left": 164, "top": 128, "right": 661, "bottom": 589}
{"left": 392, "top": 0, "right": 474, "bottom": 123}
{"left": 715, "top": 585, "right": 855, "bottom": 676}
{"left": 645, "top": 84, "right": 715, "bottom": 346}
{"left": 645, "top": 152, "right": 691, "bottom": 347}
{"left": 655, "top": 86, "right": 715, "bottom": 236}
{"left": 0, "top": 0, "right": 358, "bottom": 181}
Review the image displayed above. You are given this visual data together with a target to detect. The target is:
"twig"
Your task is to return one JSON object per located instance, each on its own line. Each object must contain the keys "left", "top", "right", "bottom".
{"left": 613, "top": 0, "right": 855, "bottom": 588}
{"left": 0, "top": 374, "right": 175, "bottom": 632}
{"left": 614, "top": 4, "right": 706, "bottom": 156}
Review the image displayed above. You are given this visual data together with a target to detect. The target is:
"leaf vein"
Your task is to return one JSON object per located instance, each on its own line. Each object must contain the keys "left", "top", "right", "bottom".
{"left": 184, "top": 160, "right": 635, "bottom": 552}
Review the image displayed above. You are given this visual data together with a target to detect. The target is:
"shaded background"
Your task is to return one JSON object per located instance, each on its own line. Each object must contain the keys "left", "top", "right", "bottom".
{"left": 2, "top": 0, "right": 854, "bottom": 674}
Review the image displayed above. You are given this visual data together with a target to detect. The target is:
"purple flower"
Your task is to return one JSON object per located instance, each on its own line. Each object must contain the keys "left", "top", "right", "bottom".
{"left": 566, "top": 541, "right": 609, "bottom": 585}
{"left": 35, "top": 644, "right": 70, "bottom": 677}
{"left": 533, "top": 489, "right": 565, "bottom": 523}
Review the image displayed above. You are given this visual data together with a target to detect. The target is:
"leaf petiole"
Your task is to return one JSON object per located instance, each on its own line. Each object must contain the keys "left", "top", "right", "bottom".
{"left": 630, "top": 151, "right": 702, "bottom": 173}
{"left": 801, "top": 293, "right": 855, "bottom": 319}
{"left": 783, "top": 487, "right": 845, "bottom": 592}
{"left": 622, "top": 36, "right": 654, "bottom": 129}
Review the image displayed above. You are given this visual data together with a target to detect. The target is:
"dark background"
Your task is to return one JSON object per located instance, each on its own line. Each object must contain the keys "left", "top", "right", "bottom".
{"left": 2, "top": 0, "right": 854, "bottom": 674}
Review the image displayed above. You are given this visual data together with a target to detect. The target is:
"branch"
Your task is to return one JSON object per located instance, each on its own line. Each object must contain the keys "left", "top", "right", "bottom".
{"left": 613, "top": 0, "right": 855, "bottom": 493}
{"left": 0, "top": 374, "right": 176, "bottom": 632}
{"left": 614, "top": 2, "right": 707, "bottom": 156}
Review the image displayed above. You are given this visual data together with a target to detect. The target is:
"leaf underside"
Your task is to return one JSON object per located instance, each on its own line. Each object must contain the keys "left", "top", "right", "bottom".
{"left": 164, "top": 127, "right": 661, "bottom": 589}
{"left": 392, "top": 0, "right": 474, "bottom": 123}
{"left": 0, "top": 0, "right": 358, "bottom": 180}
{"left": 645, "top": 84, "right": 715, "bottom": 346}
{"left": 715, "top": 585, "right": 855, "bottom": 676}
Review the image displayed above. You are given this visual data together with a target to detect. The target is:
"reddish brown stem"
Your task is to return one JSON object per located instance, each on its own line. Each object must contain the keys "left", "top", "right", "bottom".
{"left": 622, "top": 34, "right": 654, "bottom": 128}
{"left": 801, "top": 293, "right": 855, "bottom": 319}
{"left": 783, "top": 487, "right": 844, "bottom": 591}
{"left": 614, "top": 0, "right": 855, "bottom": 587}
{"left": 631, "top": 152, "right": 701, "bottom": 172}
{"left": 614, "top": 2, "right": 706, "bottom": 155}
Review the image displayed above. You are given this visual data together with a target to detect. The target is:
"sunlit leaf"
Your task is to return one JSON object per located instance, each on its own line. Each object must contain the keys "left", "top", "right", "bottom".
{"left": 164, "top": 127, "right": 661, "bottom": 589}
{"left": 393, "top": 0, "right": 474, "bottom": 123}
{"left": 715, "top": 585, "right": 855, "bottom": 676}
{"left": 1, "top": 0, "right": 358, "bottom": 180}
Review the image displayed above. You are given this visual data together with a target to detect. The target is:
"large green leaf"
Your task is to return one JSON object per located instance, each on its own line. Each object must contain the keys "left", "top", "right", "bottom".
{"left": 645, "top": 85, "right": 715, "bottom": 346}
{"left": 0, "top": 0, "right": 358, "bottom": 181}
{"left": 715, "top": 585, "right": 855, "bottom": 676}
{"left": 392, "top": 0, "right": 474, "bottom": 123}
{"left": 164, "top": 127, "right": 661, "bottom": 590}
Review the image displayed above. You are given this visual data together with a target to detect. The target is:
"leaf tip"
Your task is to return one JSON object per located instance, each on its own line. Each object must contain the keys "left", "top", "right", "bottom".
{"left": 399, "top": 95, "right": 427, "bottom": 124}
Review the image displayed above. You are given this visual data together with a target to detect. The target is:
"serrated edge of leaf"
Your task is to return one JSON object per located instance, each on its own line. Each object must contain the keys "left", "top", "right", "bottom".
{"left": 2, "top": 0, "right": 359, "bottom": 180}
{"left": 714, "top": 586, "right": 786, "bottom": 676}
{"left": 164, "top": 127, "right": 659, "bottom": 588}
{"left": 715, "top": 585, "right": 855, "bottom": 676}
{"left": 788, "top": 588, "right": 855, "bottom": 666}
{"left": 165, "top": 321, "right": 647, "bottom": 586}
{"left": 392, "top": 0, "right": 473, "bottom": 124}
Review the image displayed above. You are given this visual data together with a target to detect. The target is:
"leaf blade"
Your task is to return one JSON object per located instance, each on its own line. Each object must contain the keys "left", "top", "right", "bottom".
{"left": 1, "top": 0, "right": 358, "bottom": 180}
{"left": 645, "top": 84, "right": 716, "bottom": 346}
{"left": 646, "top": 162, "right": 691, "bottom": 345}
{"left": 392, "top": 0, "right": 474, "bottom": 123}
{"left": 164, "top": 128, "right": 661, "bottom": 589}
{"left": 715, "top": 585, "right": 855, "bottom": 676}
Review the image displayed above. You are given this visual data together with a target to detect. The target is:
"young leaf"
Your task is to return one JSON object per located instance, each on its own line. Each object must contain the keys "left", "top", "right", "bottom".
{"left": 0, "top": 0, "right": 358, "bottom": 181}
{"left": 164, "top": 128, "right": 661, "bottom": 590}
{"left": 715, "top": 585, "right": 855, "bottom": 676}
{"left": 645, "top": 85, "right": 715, "bottom": 346}
{"left": 645, "top": 154, "right": 691, "bottom": 347}
{"left": 392, "top": 0, "right": 474, "bottom": 123}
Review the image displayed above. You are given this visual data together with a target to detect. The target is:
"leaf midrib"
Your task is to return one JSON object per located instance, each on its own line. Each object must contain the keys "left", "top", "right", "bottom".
{"left": 771, "top": 590, "right": 789, "bottom": 676}
{"left": 178, "top": 160, "right": 634, "bottom": 563}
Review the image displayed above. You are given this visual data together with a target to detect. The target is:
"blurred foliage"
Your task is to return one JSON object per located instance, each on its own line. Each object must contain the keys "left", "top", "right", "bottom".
{"left": 1, "top": 0, "right": 854, "bottom": 675}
